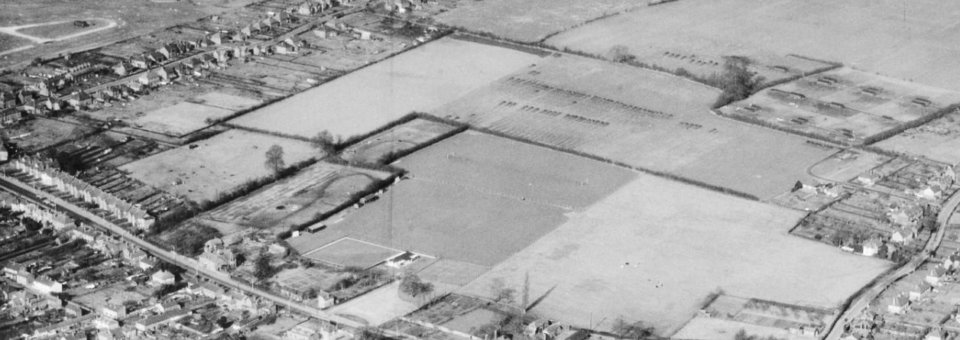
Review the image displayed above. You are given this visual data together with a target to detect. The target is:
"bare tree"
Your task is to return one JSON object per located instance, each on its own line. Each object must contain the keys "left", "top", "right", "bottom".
{"left": 607, "top": 45, "right": 634, "bottom": 63}
{"left": 264, "top": 144, "right": 285, "bottom": 173}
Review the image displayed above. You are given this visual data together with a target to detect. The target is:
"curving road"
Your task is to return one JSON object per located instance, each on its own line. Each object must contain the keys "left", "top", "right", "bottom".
{"left": 821, "top": 190, "right": 960, "bottom": 340}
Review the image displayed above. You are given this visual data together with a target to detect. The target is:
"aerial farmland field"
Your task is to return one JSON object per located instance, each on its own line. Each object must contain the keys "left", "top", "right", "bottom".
{"left": 120, "top": 129, "right": 316, "bottom": 204}
{"left": 200, "top": 161, "right": 391, "bottom": 234}
{"left": 434, "top": 0, "right": 642, "bottom": 43}
{"left": 433, "top": 54, "right": 837, "bottom": 199}
{"left": 229, "top": 36, "right": 543, "bottom": 139}
{"left": 460, "top": 175, "right": 891, "bottom": 336}
{"left": 545, "top": 0, "right": 960, "bottom": 92}
{"left": 287, "top": 131, "right": 637, "bottom": 267}
{"left": 720, "top": 67, "right": 960, "bottom": 143}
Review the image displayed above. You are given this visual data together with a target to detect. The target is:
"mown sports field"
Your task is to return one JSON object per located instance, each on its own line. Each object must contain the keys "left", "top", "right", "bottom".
{"left": 288, "top": 131, "right": 637, "bottom": 267}
{"left": 433, "top": 54, "right": 836, "bottom": 199}
{"left": 460, "top": 174, "right": 891, "bottom": 336}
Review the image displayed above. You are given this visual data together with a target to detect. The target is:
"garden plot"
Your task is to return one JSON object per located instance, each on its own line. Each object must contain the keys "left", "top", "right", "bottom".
{"left": 461, "top": 175, "right": 890, "bottom": 336}
{"left": 201, "top": 161, "right": 390, "bottom": 232}
{"left": 120, "top": 129, "right": 315, "bottom": 204}
{"left": 190, "top": 91, "right": 262, "bottom": 111}
{"left": 341, "top": 118, "right": 458, "bottom": 164}
{"left": 673, "top": 317, "right": 815, "bottom": 340}
{"left": 720, "top": 67, "right": 960, "bottom": 144}
{"left": 81, "top": 83, "right": 265, "bottom": 137}
{"left": 0, "top": 118, "right": 93, "bottom": 153}
{"left": 229, "top": 36, "right": 542, "bottom": 139}
{"left": 546, "top": 0, "right": 960, "bottom": 92}
{"left": 288, "top": 131, "right": 636, "bottom": 267}
{"left": 433, "top": 55, "right": 836, "bottom": 199}
{"left": 876, "top": 111, "right": 960, "bottom": 163}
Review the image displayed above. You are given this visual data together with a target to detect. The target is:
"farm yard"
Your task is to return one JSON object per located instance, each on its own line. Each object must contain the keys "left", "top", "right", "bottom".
{"left": 876, "top": 111, "right": 960, "bottom": 164}
{"left": 720, "top": 67, "right": 960, "bottom": 144}
{"left": 433, "top": 55, "right": 836, "bottom": 199}
{"left": 460, "top": 174, "right": 891, "bottom": 336}
{"left": 341, "top": 118, "right": 459, "bottom": 164}
{"left": 200, "top": 161, "right": 391, "bottom": 233}
{"left": 119, "top": 129, "right": 316, "bottom": 204}
{"left": 229, "top": 36, "right": 543, "bottom": 139}
{"left": 434, "top": 0, "right": 642, "bottom": 42}
{"left": 288, "top": 131, "right": 636, "bottom": 267}
{"left": 545, "top": 0, "right": 960, "bottom": 92}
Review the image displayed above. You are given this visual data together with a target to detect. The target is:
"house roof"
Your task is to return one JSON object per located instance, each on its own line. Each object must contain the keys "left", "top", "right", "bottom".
{"left": 891, "top": 295, "right": 909, "bottom": 307}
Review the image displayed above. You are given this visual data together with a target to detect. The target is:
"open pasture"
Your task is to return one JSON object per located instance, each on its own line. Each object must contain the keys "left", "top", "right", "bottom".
{"left": 460, "top": 175, "right": 890, "bottom": 336}
{"left": 876, "top": 112, "right": 960, "bottom": 164}
{"left": 433, "top": 55, "right": 836, "bottom": 199}
{"left": 721, "top": 67, "right": 960, "bottom": 143}
{"left": 288, "top": 131, "right": 636, "bottom": 267}
{"left": 435, "top": 0, "right": 641, "bottom": 42}
{"left": 303, "top": 237, "right": 402, "bottom": 269}
{"left": 229, "top": 36, "right": 542, "bottom": 139}
{"left": 120, "top": 129, "right": 316, "bottom": 204}
{"left": 546, "top": 0, "right": 960, "bottom": 92}
{"left": 202, "top": 161, "right": 390, "bottom": 232}
{"left": 341, "top": 118, "right": 458, "bottom": 164}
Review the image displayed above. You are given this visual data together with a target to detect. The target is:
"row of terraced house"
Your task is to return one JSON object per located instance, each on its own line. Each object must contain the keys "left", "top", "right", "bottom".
{"left": 12, "top": 156, "right": 155, "bottom": 230}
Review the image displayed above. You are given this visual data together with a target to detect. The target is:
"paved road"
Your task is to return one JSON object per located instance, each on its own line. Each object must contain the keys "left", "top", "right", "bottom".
{"left": 822, "top": 190, "right": 960, "bottom": 340}
{"left": 0, "top": 170, "right": 412, "bottom": 335}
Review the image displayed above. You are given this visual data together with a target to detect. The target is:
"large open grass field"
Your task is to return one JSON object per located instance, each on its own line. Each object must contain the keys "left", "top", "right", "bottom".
{"left": 434, "top": 55, "right": 837, "bottom": 199}
{"left": 460, "top": 175, "right": 890, "bottom": 336}
{"left": 201, "top": 161, "right": 390, "bottom": 233}
{"left": 229, "top": 37, "right": 543, "bottom": 139}
{"left": 546, "top": 0, "right": 960, "bottom": 92}
{"left": 288, "top": 131, "right": 636, "bottom": 267}
{"left": 435, "top": 0, "right": 641, "bottom": 43}
{"left": 120, "top": 129, "right": 316, "bottom": 204}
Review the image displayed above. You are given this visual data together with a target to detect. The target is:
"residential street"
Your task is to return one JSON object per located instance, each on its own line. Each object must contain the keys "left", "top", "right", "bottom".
{"left": 822, "top": 190, "right": 960, "bottom": 340}
{"left": 0, "top": 170, "right": 413, "bottom": 335}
